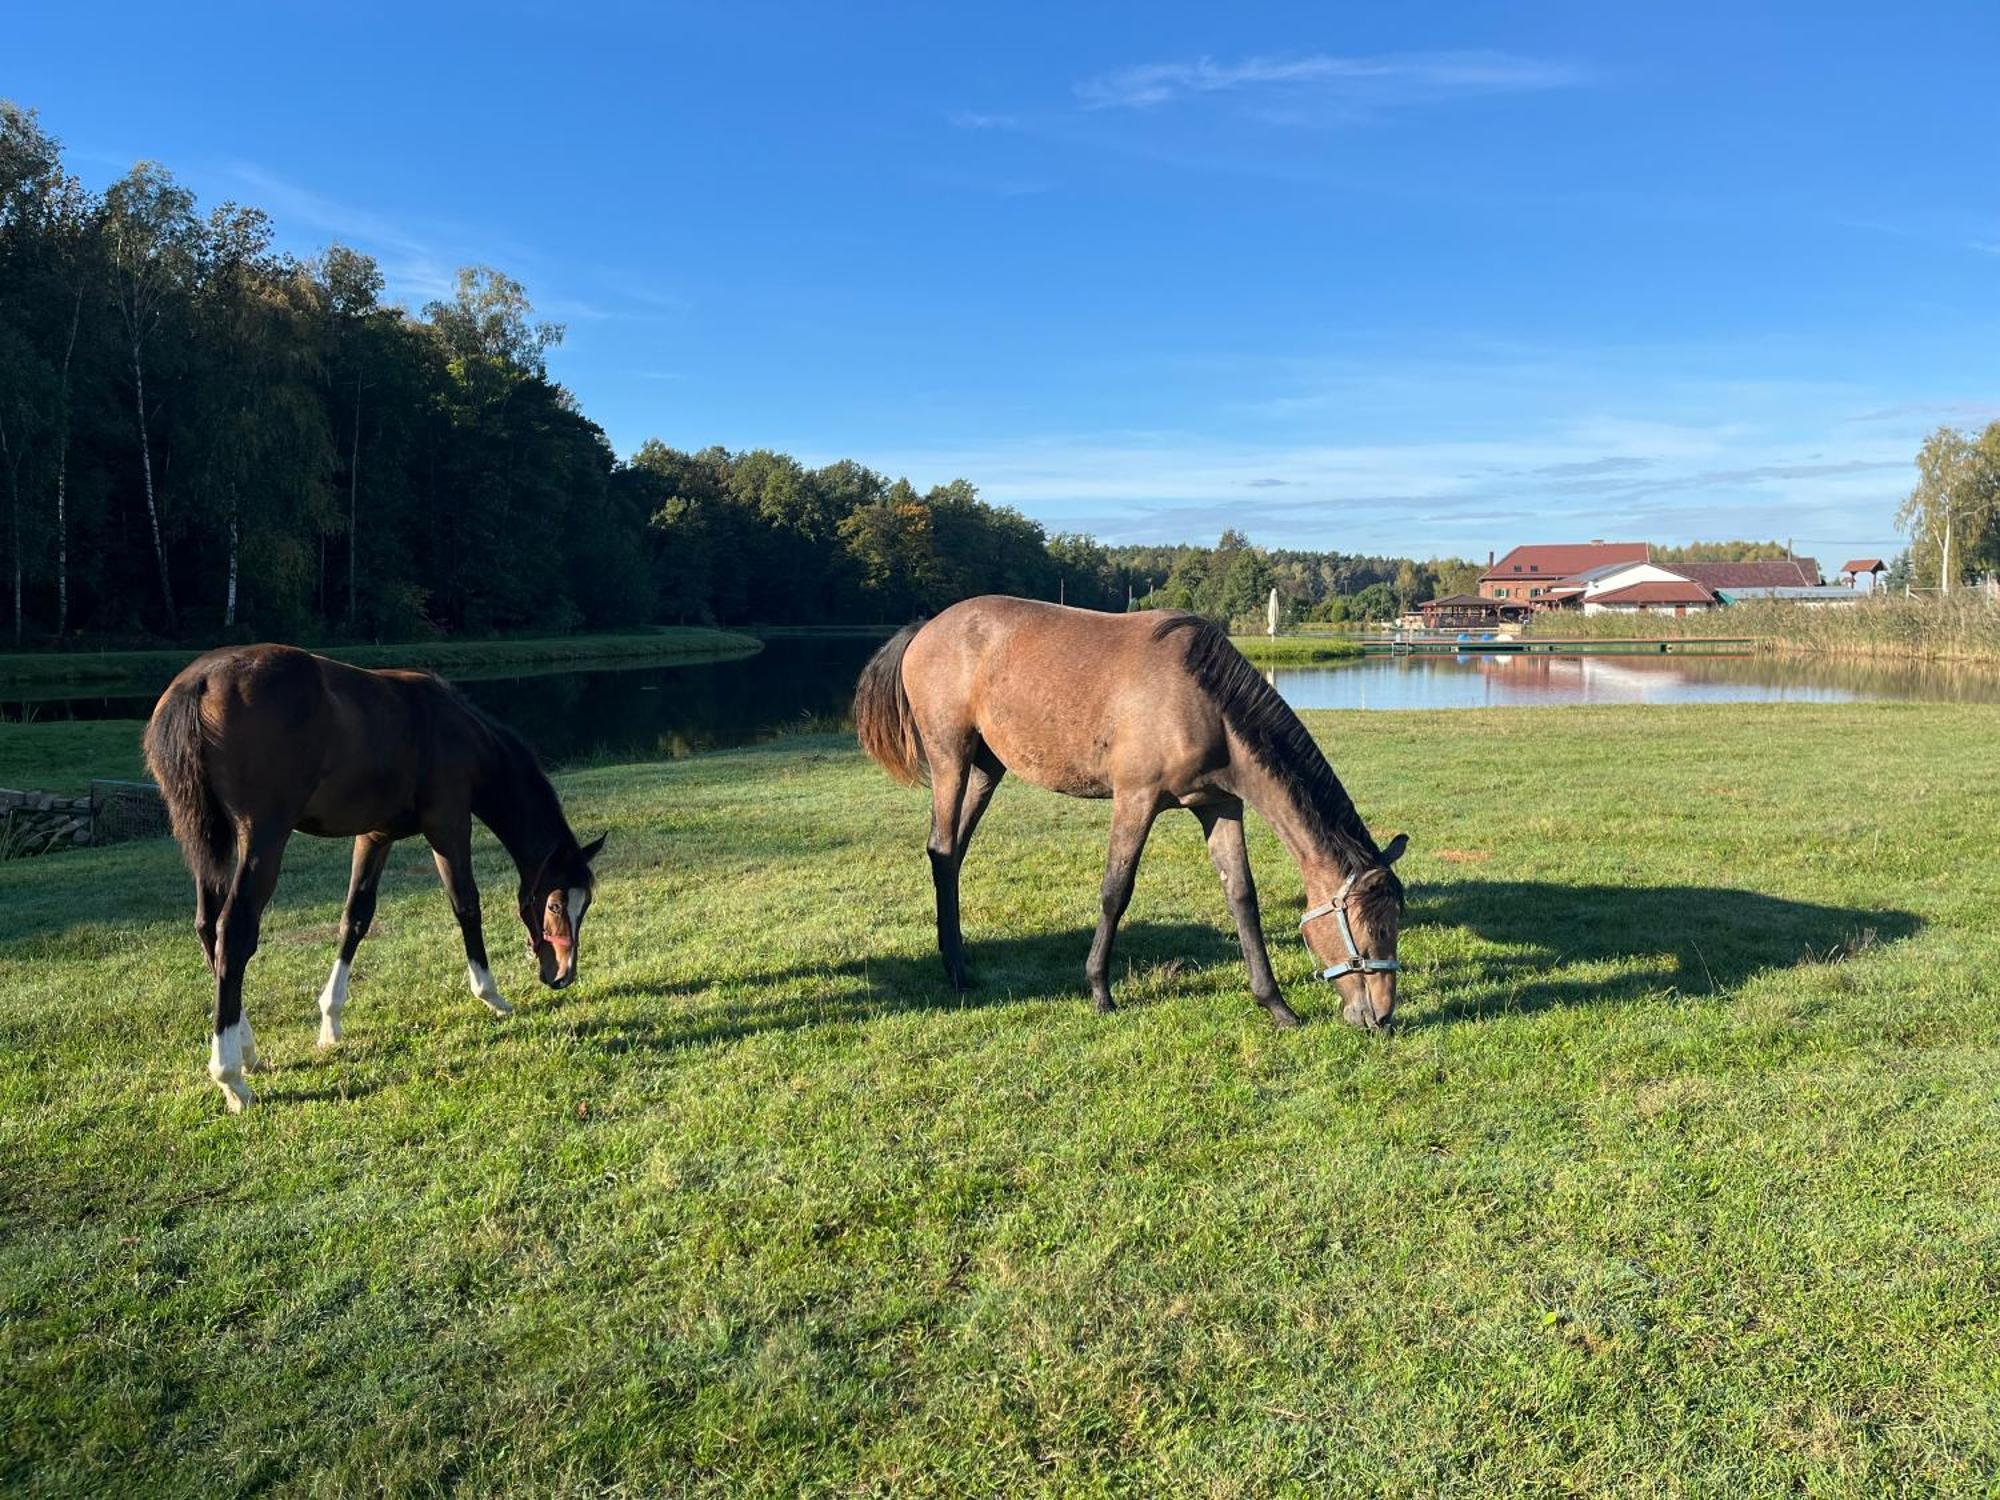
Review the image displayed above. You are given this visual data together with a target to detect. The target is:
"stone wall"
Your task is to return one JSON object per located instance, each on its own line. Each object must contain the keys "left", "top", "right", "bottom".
{"left": 0, "top": 789, "right": 97, "bottom": 856}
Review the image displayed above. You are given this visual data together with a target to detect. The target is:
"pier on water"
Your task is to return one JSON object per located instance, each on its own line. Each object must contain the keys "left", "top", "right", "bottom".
{"left": 1356, "top": 635, "right": 1757, "bottom": 657}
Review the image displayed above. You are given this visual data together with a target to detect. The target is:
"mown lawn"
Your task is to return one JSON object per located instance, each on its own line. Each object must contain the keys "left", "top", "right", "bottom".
{"left": 1229, "top": 634, "right": 1365, "bottom": 665}
{"left": 3, "top": 702, "right": 1998, "bottom": 1494}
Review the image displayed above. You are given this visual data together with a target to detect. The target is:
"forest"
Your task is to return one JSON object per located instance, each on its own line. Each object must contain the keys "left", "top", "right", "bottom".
{"left": 0, "top": 100, "right": 1503, "bottom": 644}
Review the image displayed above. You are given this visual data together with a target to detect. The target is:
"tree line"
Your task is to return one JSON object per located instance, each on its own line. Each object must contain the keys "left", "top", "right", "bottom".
{"left": 0, "top": 102, "right": 1495, "bottom": 644}
{"left": 34, "top": 101, "right": 1871, "bottom": 647}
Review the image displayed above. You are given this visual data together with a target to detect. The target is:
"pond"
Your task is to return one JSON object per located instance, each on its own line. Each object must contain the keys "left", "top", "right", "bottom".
{"left": 7, "top": 637, "right": 1998, "bottom": 769}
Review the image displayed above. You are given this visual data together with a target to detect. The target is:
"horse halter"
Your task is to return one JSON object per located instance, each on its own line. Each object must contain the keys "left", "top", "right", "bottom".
{"left": 1299, "top": 869, "right": 1400, "bottom": 983}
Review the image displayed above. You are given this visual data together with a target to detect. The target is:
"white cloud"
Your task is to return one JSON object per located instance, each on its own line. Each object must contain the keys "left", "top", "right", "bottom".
{"left": 948, "top": 110, "right": 1022, "bottom": 131}
{"left": 832, "top": 411, "right": 1916, "bottom": 556}
{"left": 1074, "top": 50, "right": 1584, "bottom": 113}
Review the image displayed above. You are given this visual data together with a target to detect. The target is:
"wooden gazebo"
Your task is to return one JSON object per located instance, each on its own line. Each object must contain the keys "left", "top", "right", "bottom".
{"left": 1416, "top": 593, "right": 1533, "bottom": 629}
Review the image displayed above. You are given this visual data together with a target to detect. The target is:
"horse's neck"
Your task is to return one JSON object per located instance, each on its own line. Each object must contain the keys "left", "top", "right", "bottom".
{"left": 471, "top": 744, "right": 564, "bottom": 877}
{"left": 1228, "top": 753, "right": 1361, "bottom": 896}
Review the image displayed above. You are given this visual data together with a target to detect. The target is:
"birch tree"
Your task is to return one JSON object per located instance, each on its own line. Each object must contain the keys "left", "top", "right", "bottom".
{"left": 103, "top": 162, "right": 196, "bottom": 630}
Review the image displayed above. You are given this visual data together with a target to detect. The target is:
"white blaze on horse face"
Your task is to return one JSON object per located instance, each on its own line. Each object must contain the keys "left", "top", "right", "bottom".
{"left": 209, "top": 1022, "right": 253, "bottom": 1113}
{"left": 566, "top": 888, "right": 589, "bottom": 943}
{"left": 467, "top": 960, "right": 512, "bottom": 1016}
{"left": 318, "top": 958, "right": 351, "bottom": 1047}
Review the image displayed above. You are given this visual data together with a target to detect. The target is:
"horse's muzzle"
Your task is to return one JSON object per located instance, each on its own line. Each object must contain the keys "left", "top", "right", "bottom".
{"left": 537, "top": 940, "right": 576, "bottom": 989}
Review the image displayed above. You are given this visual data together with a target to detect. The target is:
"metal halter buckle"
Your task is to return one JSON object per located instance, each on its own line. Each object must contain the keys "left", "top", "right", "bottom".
{"left": 1298, "top": 869, "right": 1401, "bottom": 983}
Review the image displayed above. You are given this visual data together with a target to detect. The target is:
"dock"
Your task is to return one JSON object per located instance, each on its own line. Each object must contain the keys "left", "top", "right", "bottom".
{"left": 1355, "top": 635, "right": 1757, "bottom": 657}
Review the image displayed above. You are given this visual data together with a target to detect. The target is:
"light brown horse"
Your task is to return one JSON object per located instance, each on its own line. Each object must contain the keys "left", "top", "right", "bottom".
{"left": 144, "top": 645, "right": 604, "bottom": 1112}
{"left": 854, "top": 597, "right": 1408, "bottom": 1027}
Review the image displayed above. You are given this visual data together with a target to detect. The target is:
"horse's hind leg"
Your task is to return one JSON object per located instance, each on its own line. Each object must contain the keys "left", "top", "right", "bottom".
{"left": 319, "top": 834, "right": 395, "bottom": 1047}
{"left": 1084, "top": 790, "right": 1161, "bottom": 1014}
{"left": 926, "top": 740, "right": 1003, "bottom": 990}
{"left": 194, "top": 875, "right": 226, "bottom": 974}
{"left": 210, "top": 820, "right": 292, "bottom": 1112}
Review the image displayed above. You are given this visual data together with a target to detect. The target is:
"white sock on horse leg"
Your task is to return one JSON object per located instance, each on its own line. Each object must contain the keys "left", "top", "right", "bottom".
{"left": 318, "top": 958, "right": 351, "bottom": 1047}
{"left": 209, "top": 1022, "right": 253, "bottom": 1113}
{"left": 467, "top": 960, "right": 511, "bottom": 1016}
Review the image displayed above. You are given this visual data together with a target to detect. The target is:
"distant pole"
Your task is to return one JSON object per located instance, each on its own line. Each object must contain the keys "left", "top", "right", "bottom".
{"left": 1267, "top": 586, "right": 1280, "bottom": 638}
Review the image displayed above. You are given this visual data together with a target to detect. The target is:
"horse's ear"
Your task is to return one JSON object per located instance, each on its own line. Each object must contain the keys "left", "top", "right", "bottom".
{"left": 580, "top": 833, "right": 608, "bottom": 865}
{"left": 1380, "top": 833, "right": 1409, "bottom": 866}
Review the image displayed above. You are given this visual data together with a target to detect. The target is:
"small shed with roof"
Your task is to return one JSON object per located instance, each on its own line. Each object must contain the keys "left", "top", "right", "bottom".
{"left": 1417, "top": 593, "right": 1533, "bottom": 629}
{"left": 1840, "top": 558, "right": 1887, "bottom": 591}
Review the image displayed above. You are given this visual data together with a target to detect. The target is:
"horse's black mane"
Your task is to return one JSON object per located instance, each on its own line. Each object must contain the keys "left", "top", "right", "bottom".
{"left": 435, "top": 676, "right": 574, "bottom": 860}
{"left": 1155, "top": 614, "right": 1402, "bottom": 907}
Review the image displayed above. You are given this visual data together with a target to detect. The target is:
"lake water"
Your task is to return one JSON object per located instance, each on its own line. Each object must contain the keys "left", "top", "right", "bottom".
{"left": 7, "top": 638, "right": 1996, "bottom": 768}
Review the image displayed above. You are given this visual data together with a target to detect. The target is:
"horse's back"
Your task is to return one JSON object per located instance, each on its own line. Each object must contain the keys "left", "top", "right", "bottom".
{"left": 905, "top": 597, "right": 1224, "bottom": 797}
{"left": 154, "top": 645, "right": 444, "bottom": 836}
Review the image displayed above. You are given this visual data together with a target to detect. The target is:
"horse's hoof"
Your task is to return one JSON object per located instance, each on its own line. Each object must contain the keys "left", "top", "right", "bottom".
{"left": 479, "top": 992, "right": 513, "bottom": 1017}
{"left": 216, "top": 1079, "right": 255, "bottom": 1113}
{"left": 1267, "top": 1005, "right": 1301, "bottom": 1030}
{"left": 1092, "top": 995, "right": 1118, "bottom": 1015}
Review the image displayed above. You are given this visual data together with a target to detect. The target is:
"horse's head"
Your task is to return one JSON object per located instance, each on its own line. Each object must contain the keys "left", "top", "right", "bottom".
{"left": 1300, "top": 833, "right": 1408, "bottom": 1029}
{"left": 520, "top": 833, "right": 607, "bottom": 988}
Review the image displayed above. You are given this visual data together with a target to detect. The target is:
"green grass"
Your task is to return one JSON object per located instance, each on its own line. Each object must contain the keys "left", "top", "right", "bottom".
{"left": 0, "top": 720, "right": 147, "bottom": 793}
{"left": 4, "top": 702, "right": 2000, "bottom": 1493}
{"left": 0, "top": 626, "right": 762, "bottom": 691}
{"left": 1231, "top": 633, "right": 1366, "bottom": 664}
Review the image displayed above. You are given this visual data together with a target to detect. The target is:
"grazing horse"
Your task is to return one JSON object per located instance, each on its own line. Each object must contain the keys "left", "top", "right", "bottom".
{"left": 854, "top": 597, "right": 1408, "bottom": 1028}
{"left": 144, "top": 645, "right": 605, "bottom": 1112}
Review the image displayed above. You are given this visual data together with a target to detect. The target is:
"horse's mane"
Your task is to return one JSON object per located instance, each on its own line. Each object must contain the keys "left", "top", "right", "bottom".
{"left": 1154, "top": 614, "right": 1402, "bottom": 907}
{"left": 433, "top": 676, "right": 572, "bottom": 854}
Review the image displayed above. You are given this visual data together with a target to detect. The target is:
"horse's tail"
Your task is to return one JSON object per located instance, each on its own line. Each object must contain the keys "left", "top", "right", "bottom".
{"left": 854, "top": 622, "right": 928, "bottom": 786}
{"left": 143, "top": 679, "right": 231, "bottom": 888}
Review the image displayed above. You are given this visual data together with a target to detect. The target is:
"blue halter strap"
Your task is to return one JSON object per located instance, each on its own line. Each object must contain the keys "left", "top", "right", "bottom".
{"left": 1298, "top": 869, "right": 1400, "bottom": 983}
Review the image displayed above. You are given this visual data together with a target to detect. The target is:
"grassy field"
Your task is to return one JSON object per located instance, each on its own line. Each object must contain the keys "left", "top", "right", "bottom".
{"left": 1230, "top": 634, "right": 1365, "bottom": 665}
{"left": 4, "top": 701, "right": 1999, "bottom": 1493}
{"left": 0, "top": 626, "right": 762, "bottom": 691}
{"left": 0, "top": 720, "right": 148, "bottom": 793}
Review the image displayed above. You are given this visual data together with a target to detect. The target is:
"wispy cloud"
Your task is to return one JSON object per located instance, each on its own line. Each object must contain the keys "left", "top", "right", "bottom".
{"left": 1073, "top": 50, "right": 1584, "bottom": 114}
{"left": 948, "top": 110, "right": 1022, "bottom": 132}
{"left": 838, "top": 398, "right": 1917, "bottom": 556}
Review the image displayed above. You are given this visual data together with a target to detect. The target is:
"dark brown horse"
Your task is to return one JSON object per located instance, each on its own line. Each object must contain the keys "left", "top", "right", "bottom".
{"left": 144, "top": 645, "right": 604, "bottom": 1112}
{"left": 855, "top": 597, "right": 1407, "bottom": 1028}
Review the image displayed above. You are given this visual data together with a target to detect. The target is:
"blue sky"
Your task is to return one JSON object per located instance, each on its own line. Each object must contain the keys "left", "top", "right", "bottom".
{"left": 16, "top": 1, "right": 1998, "bottom": 560}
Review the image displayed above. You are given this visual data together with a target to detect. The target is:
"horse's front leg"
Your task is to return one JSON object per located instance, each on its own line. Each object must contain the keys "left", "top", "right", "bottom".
{"left": 318, "top": 833, "right": 396, "bottom": 1047}
{"left": 1084, "top": 791, "right": 1161, "bottom": 1014}
{"left": 1194, "top": 800, "right": 1299, "bottom": 1029}
{"left": 427, "top": 824, "right": 510, "bottom": 1017}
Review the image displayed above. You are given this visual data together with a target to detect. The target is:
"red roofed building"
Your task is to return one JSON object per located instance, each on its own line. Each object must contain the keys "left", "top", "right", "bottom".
{"left": 1675, "top": 558, "right": 1820, "bottom": 590}
{"left": 1582, "top": 579, "right": 1718, "bottom": 616}
{"left": 1479, "top": 541, "right": 1650, "bottom": 602}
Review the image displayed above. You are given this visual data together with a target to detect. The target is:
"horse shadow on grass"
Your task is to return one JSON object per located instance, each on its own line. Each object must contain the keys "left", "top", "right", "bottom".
{"left": 562, "top": 919, "right": 1248, "bottom": 1059}
{"left": 1407, "top": 879, "right": 1923, "bottom": 1027}
{"left": 566, "top": 880, "right": 1924, "bottom": 1058}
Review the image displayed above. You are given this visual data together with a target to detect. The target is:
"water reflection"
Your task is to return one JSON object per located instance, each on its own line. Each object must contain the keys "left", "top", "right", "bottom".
{"left": 1276, "top": 651, "right": 2000, "bottom": 711}
{"left": 0, "top": 636, "right": 883, "bottom": 767}
{"left": 9, "top": 640, "right": 2000, "bottom": 768}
